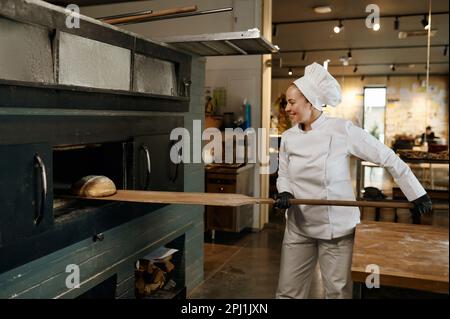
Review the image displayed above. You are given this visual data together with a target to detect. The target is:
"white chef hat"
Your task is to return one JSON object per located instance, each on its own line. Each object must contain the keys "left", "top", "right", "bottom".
{"left": 293, "top": 62, "right": 342, "bottom": 111}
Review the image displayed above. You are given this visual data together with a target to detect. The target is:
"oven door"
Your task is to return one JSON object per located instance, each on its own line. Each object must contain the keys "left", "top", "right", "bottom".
{"left": 0, "top": 143, "right": 53, "bottom": 245}
{"left": 133, "top": 134, "right": 183, "bottom": 192}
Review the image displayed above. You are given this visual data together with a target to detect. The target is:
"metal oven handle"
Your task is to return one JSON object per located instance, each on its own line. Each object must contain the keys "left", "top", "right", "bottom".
{"left": 183, "top": 78, "right": 192, "bottom": 97}
{"left": 34, "top": 153, "right": 47, "bottom": 225}
{"left": 141, "top": 145, "right": 151, "bottom": 190}
{"left": 169, "top": 141, "right": 182, "bottom": 182}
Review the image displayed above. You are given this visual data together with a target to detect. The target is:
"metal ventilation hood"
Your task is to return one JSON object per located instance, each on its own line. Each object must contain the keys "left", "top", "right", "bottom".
{"left": 156, "top": 29, "right": 279, "bottom": 56}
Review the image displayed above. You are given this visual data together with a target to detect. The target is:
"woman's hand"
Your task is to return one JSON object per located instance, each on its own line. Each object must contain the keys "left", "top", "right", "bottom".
{"left": 275, "top": 192, "right": 294, "bottom": 209}
{"left": 410, "top": 194, "right": 432, "bottom": 224}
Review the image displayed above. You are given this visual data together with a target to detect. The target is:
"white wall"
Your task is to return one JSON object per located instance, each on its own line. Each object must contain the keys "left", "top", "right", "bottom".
{"left": 206, "top": 56, "right": 261, "bottom": 125}
{"left": 203, "top": 1, "right": 264, "bottom": 230}
{"left": 205, "top": 55, "right": 263, "bottom": 229}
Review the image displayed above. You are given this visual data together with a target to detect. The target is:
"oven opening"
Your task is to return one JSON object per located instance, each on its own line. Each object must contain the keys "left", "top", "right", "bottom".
{"left": 53, "top": 141, "right": 129, "bottom": 218}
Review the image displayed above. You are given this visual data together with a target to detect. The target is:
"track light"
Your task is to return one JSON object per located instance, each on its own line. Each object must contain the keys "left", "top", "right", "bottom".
{"left": 314, "top": 6, "right": 332, "bottom": 14}
{"left": 444, "top": 45, "right": 448, "bottom": 56}
{"left": 421, "top": 15, "right": 429, "bottom": 30}
{"left": 302, "top": 51, "right": 306, "bottom": 61}
{"left": 394, "top": 16, "right": 400, "bottom": 30}
{"left": 353, "top": 65, "right": 358, "bottom": 73}
{"left": 347, "top": 49, "right": 352, "bottom": 59}
{"left": 288, "top": 68, "right": 293, "bottom": 76}
{"left": 390, "top": 64, "right": 396, "bottom": 72}
{"left": 361, "top": 75, "right": 365, "bottom": 81}
{"left": 334, "top": 20, "right": 343, "bottom": 34}
{"left": 339, "top": 56, "right": 350, "bottom": 66}
{"left": 272, "top": 24, "right": 277, "bottom": 37}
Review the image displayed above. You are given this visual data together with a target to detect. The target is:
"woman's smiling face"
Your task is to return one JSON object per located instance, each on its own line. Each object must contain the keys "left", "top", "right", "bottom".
{"left": 285, "top": 84, "right": 313, "bottom": 124}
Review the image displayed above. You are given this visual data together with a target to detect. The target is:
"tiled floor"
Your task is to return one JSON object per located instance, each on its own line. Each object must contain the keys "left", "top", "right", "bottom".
{"left": 188, "top": 207, "right": 448, "bottom": 299}
{"left": 188, "top": 212, "right": 325, "bottom": 299}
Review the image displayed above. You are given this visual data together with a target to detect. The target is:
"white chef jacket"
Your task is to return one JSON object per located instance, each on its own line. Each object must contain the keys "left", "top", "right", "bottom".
{"left": 276, "top": 113, "right": 426, "bottom": 240}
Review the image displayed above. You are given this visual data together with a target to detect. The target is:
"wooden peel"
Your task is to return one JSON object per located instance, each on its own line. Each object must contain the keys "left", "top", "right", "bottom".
{"left": 75, "top": 190, "right": 449, "bottom": 210}
{"left": 101, "top": 5, "right": 197, "bottom": 25}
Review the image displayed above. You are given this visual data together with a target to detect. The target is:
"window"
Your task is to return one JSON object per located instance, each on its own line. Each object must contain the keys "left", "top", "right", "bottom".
{"left": 363, "top": 87, "right": 387, "bottom": 143}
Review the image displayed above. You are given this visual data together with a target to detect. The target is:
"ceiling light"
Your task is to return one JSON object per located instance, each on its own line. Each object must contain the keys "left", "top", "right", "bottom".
{"left": 398, "top": 29, "right": 437, "bottom": 39}
{"left": 394, "top": 16, "right": 400, "bottom": 30}
{"left": 288, "top": 68, "right": 293, "bottom": 76}
{"left": 347, "top": 49, "right": 352, "bottom": 59}
{"left": 361, "top": 75, "right": 365, "bottom": 81}
{"left": 302, "top": 51, "right": 306, "bottom": 61}
{"left": 353, "top": 65, "right": 358, "bottom": 73}
{"left": 421, "top": 15, "right": 429, "bottom": 30}
{"left": 339, "top": 56, "right": 350, "bottom": 66}
{"left": 314, "top": 6, "right": 332, "bottom": 14}
{"left": 334, "top": 20, "right": 343, "bottom": 34}
{"left": 373, "top": 23, "right": 380, "bottom": 31}
{"left": 390, "top": 64, "right": 396, "bottom": 72}
{"left": 444, "top": 45, "right": 448, "bottom": 56}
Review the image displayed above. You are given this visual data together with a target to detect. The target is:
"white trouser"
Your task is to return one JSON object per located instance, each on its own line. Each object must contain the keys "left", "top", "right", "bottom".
{"left": 276, "top": 223, "right": 354, "bottom": 299}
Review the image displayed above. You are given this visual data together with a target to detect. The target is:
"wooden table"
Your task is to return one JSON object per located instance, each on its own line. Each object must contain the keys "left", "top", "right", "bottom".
{"left": 352, "top": 221, "right": 449, "bottom": 295}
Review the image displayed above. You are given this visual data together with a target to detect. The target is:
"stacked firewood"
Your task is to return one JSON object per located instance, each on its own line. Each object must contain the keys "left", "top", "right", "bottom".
{"left": 135, "top": 255, "right": 175, "bottom": 298}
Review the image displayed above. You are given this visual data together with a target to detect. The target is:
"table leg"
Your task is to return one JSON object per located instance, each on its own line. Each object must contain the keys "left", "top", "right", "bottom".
{"left": 352, "top": 282, "right": 363, "bottom": 299}
{"left": 430, "top": 162, "right": 434, "bottom": 189}
{"left": 356, "top": 159, "right": 362, "bottom": 199}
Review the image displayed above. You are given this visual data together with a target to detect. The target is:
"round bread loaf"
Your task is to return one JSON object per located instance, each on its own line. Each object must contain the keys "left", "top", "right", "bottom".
{"left": 72, "top": 175, "right": 117, "bottom": 197}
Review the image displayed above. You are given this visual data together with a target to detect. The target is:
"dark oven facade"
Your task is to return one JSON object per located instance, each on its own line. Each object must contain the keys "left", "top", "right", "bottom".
{"left": 0, "top": 0, "right": 191, "bottom": 275}
{"left": 0, "top": 115, "right": 184, "bottom": 273}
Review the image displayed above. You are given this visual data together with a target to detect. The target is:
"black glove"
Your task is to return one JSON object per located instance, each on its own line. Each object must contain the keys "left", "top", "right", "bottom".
{"left": 275, "top": 192, "right": 294, "bottom": 209}
{"left": 410, "top": 193, "right": 432, "bottom": 217}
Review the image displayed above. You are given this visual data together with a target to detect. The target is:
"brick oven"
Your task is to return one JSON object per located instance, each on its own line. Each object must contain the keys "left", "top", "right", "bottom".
{"left": 0, "top": 0, "right": 204, "bottom": 298}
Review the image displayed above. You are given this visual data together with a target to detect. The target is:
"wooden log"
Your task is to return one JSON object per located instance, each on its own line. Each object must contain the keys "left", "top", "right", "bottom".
{"left": 102, "top": 5, "right": 197, "bottom": 25}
